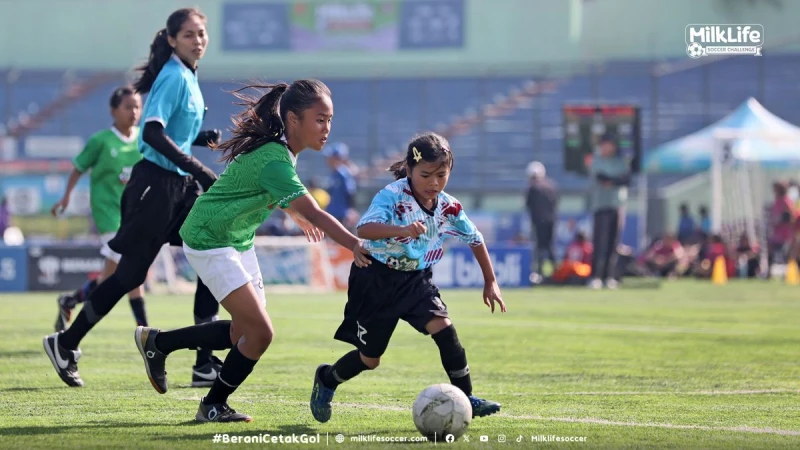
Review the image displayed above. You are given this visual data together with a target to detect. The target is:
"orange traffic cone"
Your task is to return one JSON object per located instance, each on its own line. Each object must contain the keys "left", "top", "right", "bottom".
{"left": 711, "top": 256, "right": 728, "bottom": 285}
{"left": 786, "top": 259, "right": 800, "bottom": 285}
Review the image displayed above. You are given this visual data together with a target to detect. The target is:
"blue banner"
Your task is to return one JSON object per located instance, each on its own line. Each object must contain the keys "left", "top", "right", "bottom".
{"left": 399, "top": 0, "right": 465, "bottom": 49}
{"left": 433, "top": 245, "right": 530, "bottom": 288}
{"left": 0, "top": 246, "right": 28, "bottom": 292}
{"left": 222, "top": 3, "right": 291, "bottom": 51}
{"left": 221, "top": 1, "right": 465, "bottom": 52}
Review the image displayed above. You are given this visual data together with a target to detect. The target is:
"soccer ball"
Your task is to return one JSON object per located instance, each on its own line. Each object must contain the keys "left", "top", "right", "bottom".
{"left": 687, "top": 42, "right": 705, "bottom": 59}
{"left": 412, "top": 384, "right": 472, "bottom": 441}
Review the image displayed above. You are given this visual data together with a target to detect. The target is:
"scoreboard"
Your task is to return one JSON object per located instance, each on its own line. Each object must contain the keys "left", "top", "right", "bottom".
{"left": 563, "top": 104, "right": 641, "bottom": 175}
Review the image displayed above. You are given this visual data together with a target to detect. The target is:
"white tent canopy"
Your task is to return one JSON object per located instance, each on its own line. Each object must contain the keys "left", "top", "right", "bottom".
{"left": 644, "top": 98, "right": 800, "bottom": 173}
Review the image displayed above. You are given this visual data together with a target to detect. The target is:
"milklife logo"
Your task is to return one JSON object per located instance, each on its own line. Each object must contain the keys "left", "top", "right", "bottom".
{"left": 685, "top": 24, "right": 763, "bottom": 59}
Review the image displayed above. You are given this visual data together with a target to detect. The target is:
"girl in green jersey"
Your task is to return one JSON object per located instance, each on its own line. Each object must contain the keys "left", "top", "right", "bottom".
{"left": 135, "top": 80, "right": 371, "bottom": 422}
{"left": 50, "top": 86, "right": 148, "bottom": 331}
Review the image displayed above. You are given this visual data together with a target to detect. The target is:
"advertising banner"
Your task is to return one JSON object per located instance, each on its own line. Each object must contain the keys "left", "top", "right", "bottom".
{"left": 27, "top": 246, "right": 105, "bottom": 291}
{"left": 433, "top": 245, "right": 531, "bottom": 288}
{"left": 0, "top": 246, "right": 28, "bottom": 292}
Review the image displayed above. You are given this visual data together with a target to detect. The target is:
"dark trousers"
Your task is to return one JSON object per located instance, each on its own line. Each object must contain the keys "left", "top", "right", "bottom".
{"left": 531, "top": 220, "right": 555, "bottom": 274}
{"left": 591, "top": 208, "right": 621, "bottom": 280}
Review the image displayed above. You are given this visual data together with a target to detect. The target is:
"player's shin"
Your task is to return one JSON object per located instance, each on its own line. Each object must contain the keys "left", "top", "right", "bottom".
{"left": 154, "top": 320, "right": 233, "bottom": 355}
{"left": 203, "top": 342, "right": 258, "bottom": 405}
{"left": 321, "top": 349, "right": 371, "bottom": 388}
{"left": 432, "top": 325, "right": 472, "bottom": 396}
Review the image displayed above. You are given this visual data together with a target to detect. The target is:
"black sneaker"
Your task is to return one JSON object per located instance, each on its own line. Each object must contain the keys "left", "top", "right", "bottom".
{"left": 134, "top": 326, "right": 168, "bottom": 394}
{"left": 196, "top": 398, "right": 253, "bottom": 423}
{"left": 42, "top": 332, "right": 83, "bottom": 387}
{"left": 310, "top": 364, "right": 336, "bottom": 423}
{"left": 54, "top": 293, "right": 76, "bottom": 332}
{"left": 191, "top": 355, "right": 223, "bottom": 388}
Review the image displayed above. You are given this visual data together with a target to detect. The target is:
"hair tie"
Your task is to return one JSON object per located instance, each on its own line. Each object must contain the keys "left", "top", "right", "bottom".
{"left": 412, "top": 147, "right": 422, "bottom": 162}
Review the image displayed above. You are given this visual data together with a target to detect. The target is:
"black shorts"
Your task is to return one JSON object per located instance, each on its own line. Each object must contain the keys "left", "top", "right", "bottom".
{"left": 108, "top": 159, "right": 200, "bottom": 258}
{"left": 333, "top": 257, "right": 449, "bottom": 358}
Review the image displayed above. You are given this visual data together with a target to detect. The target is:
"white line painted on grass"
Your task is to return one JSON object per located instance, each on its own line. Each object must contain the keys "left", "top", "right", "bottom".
{"left": 273, "top": 313, "right": 756, "bottom": 335}
{"left": 504, "top": 414, "right": 800, "bottom": 436}
{"left": 247, "top": 399, "right": 800, "bottom": 436}
{"left": 512, "top": 389, "right": 800, "bottom": 396}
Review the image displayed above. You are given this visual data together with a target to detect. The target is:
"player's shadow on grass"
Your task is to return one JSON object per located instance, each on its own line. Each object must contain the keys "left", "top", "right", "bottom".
{"left": 0, "top": 349, "right": 42, "bottom": 358}
{"left": 0, "top": 386, "right": 67, "bottom": 393}
{"left": 0, "top": 421, "right": 169, "bottom": 437}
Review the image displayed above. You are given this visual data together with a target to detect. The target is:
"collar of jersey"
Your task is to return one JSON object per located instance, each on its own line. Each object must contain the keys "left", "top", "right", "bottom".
{"left": 405, "top": 178, "right": 437, "bottom": 216}
{"left": 278, "top": 137, "right": 297, "bottom": 167}
{"left": 171, "top": 54, "right": 197, "bottom": 75}
{"left": 110, "top": 126, "right": 137, "bottom": 144}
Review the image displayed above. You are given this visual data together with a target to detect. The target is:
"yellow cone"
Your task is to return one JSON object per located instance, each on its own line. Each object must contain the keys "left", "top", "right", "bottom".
{"left": 786, "top": 259, "right": 800, "bottom": 285}
{"left": 711, "top": 256, "right": 728, "bottom": 285}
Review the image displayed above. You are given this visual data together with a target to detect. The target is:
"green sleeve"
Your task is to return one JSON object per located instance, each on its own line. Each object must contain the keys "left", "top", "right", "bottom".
{"left": 72, "top": 134, "right": 102, "bottom": 172}
{"left": 258, "top": 161, "right": 309, "bottom": 208}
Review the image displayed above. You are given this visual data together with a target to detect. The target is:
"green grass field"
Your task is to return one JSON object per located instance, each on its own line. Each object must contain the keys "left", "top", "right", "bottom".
{"left": 0, "top": 282, "right": 798, "bottom": 449}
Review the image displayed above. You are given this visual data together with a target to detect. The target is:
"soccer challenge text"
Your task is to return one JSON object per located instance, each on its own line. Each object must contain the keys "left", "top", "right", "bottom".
{"left": 212, "top": 433, "right": 321, "bottom": 444}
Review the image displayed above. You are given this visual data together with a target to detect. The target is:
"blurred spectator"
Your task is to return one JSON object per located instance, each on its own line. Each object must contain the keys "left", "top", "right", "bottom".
{"left": 307, "top": 178, "right": 331, "bottom": 210}
{"left": 698, "top": 205, "right": 711, "bottom": 234}
{"left": 768, "top": 181, "right": 795, "bottom": 269}
{"left": 525, "top": 161, "right": 558, "bottom": 278}
{"left": 587, "top": 133, "right": 630, "bottom": 289}
{"left": 551, "top": 231, "right": 593, "bottom": 284}
{"left": 323, "top": 142, "right": 358, "bottom": 222}
{"left": 0, "top": 197, "right": 9, "bottom": 237}
{"left": 693, "top": 234, "right": 734, "bottom": 279}
{"left": 734, "top": 233, "right": 761, "bottom": 278}
{"left": 643, "top": 233, "right": 685, "bottom": 278}
{"left": 677, "top": 203, "right": 696, "bottom": 244}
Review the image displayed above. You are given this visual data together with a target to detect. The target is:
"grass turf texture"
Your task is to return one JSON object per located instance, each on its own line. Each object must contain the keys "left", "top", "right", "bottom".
{"left": 0, "top": 281, "right": 798, "bottom": 449}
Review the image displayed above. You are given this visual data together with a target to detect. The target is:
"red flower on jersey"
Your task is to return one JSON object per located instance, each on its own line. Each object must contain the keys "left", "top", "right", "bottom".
{"left": 441, "top": 200, "right": 462, "bottom": 218}
{"left": 394, "top": 201, "right": 414, "bottom": 220}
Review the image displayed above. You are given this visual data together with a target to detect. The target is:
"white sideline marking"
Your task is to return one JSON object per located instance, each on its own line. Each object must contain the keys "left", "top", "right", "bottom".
{"left": 512, "top": 389, "right": 800, "bottom": 396}
{"left": 208, "top": 399, "right": 797, "bottom": 436}
{"left": 504, "top": 414, "right": 800, "bottom": 436}
{"left": 273, "top": 313, "right": 755, "bottom": 335}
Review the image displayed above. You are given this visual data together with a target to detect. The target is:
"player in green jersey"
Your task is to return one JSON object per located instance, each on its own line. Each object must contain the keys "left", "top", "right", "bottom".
{"left": 51, "top": 86, "right": 149, "bottom": 331}
{"left": 134, "top": 80, "right": 371, "bottom": 422}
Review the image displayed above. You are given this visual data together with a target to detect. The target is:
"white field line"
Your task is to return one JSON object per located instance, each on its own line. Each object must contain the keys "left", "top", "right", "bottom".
{"left": 175, "top": 397, "right": 800, "bottom": 436}
{"left": 511, "top": 389, "right": 800, "bottom": 396}
{"left": 271, "top": 313, "right": 756, "bottom": 336}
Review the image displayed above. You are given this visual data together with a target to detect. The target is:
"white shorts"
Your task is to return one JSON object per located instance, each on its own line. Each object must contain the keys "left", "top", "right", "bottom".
{"left": 183, "top": 244, "right": 265, "bottom": 306}
{"left": 99, "top": 232, "right": 122, "bottom": 264}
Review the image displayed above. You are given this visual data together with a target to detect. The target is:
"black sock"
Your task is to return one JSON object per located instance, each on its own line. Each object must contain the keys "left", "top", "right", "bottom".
{"left": 60, "top": 275, "right": 128, "bottom": 350}
{"left": 70, "top": 279, "right": 98, "bottom": 304}
{"left": 204, "top": 344, "right": 258, "bottom": 405}
{"left": 194, "top": 314, "right": 219, "bottom": 367}
{"left": 154, "top": 320, "right": 233, "bottom": 355}
{"left": 194, "top": 279, "right": 220, "bottom": 366}
{"left": 322, "top": 349, "right": 370, "bottom": 389}
{"left": 432, "top": 325, "right": 472, "bottom": 397}
{"left": 129, "top": 297, "right": 148, "bottom": 327}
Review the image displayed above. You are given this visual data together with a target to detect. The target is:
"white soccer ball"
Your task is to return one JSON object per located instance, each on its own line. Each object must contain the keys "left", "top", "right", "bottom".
{"left": 412, "top": 384, "right": 472, "bottom": 441}
{"left": 687, "top": 42, "right": 705, "bottom": 58}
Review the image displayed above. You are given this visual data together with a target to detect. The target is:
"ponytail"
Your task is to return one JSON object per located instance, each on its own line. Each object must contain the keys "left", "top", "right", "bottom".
{"left": 216, "top": 83, "right": 290, "bottom": 164}
{"left": 388, "top": 160, "right": 407, "bottom": 180}
{"left": 134, "top": 29, "right": 173, "bottom": 94}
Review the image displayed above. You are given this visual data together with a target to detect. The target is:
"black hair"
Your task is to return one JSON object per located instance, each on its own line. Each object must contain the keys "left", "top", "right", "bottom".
{"left": 388, "top": 132, "right": 454, "bottom": 180}
{"left": 109, "top": 86, "right": 136, "bottom": 109}
{"left": 215, "top": 79, "right": 332, "bottom": 164}
{"left": 134, "top": 8, "right": 206, "bottom": 94}
{"left": 699, "top": 205, "right": 708, "bottom": 215}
